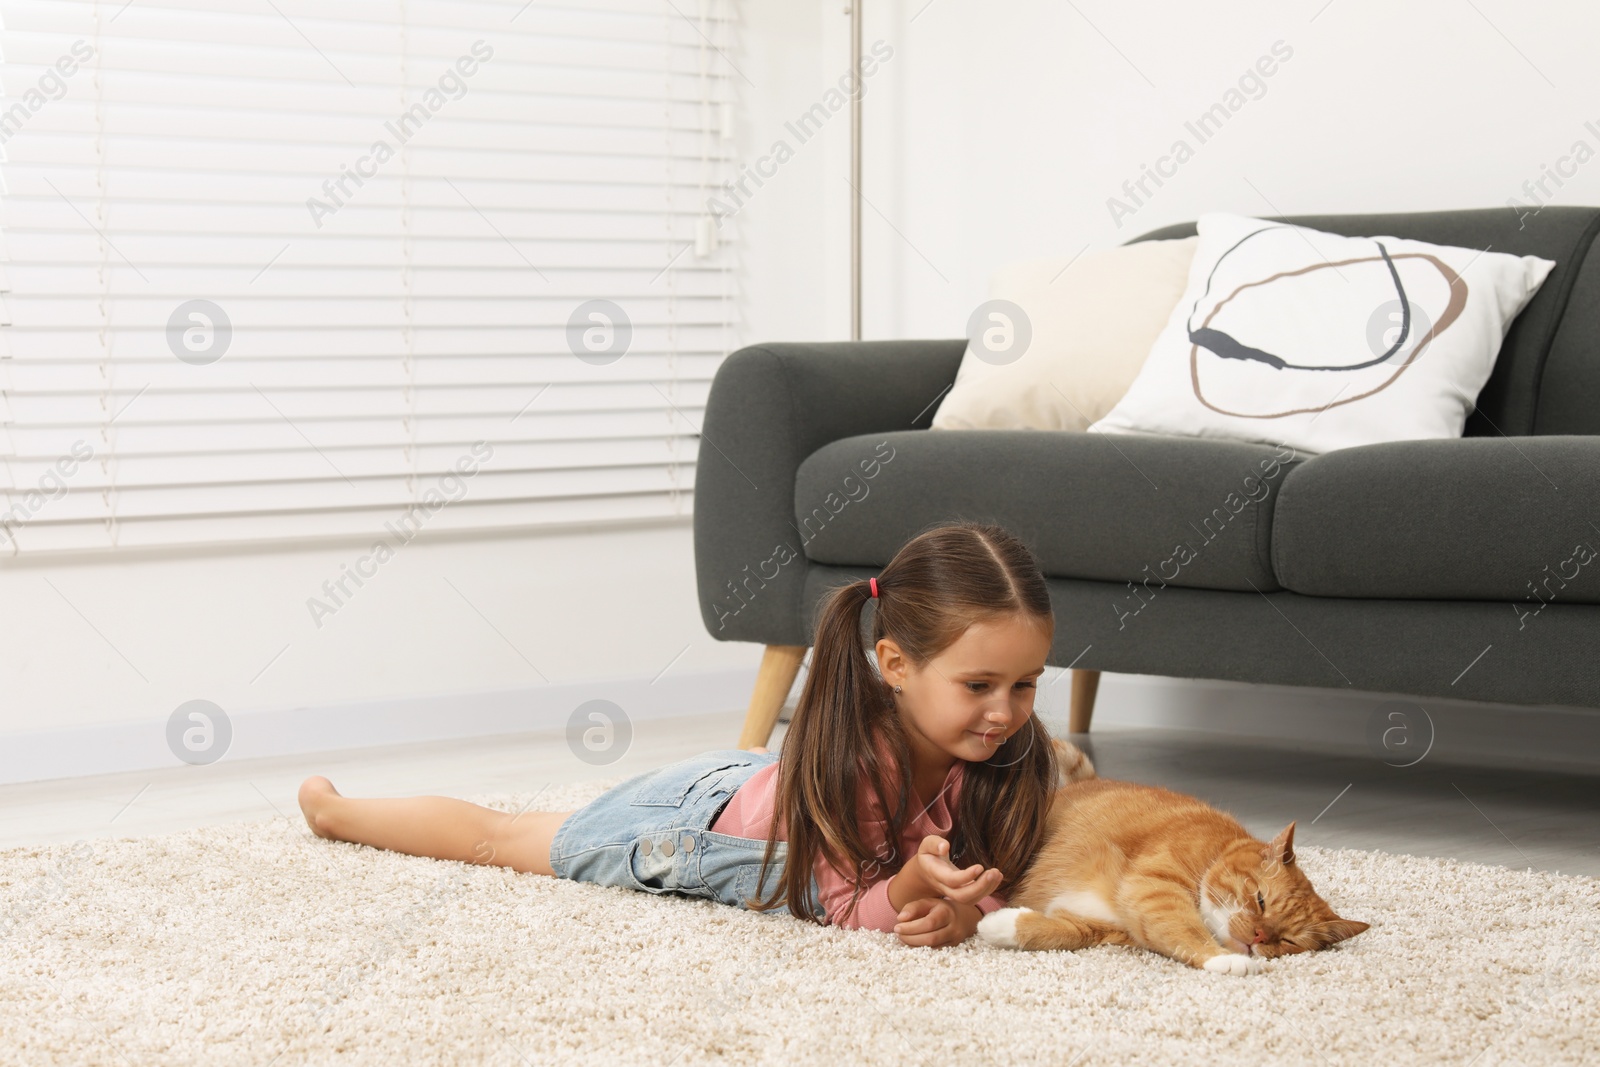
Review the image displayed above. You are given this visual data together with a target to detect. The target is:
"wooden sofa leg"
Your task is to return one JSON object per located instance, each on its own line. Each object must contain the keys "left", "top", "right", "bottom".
{"left": 1069, "top": 669, "right": 1101, "bottom": 734}
{"left": 738, "top": 644, "right": 808, "bottom": 750}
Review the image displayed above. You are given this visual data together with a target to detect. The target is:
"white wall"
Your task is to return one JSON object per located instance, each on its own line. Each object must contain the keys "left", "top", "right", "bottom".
{"left": 0, "top": 519, "right": 756, "bottom": 728}
{"left": 740, "top": 0, "right": 1600, "bottom": 342}
{"left": 0, "top": 520, "right": 767, "bottom": 782}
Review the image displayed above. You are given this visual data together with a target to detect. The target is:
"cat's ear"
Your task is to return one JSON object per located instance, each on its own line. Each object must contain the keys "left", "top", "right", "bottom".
{"left": 1263, "top": 821, "right": 1297, "bottom": 869}
{"left": 1310, "top": 918, "right": 1370, "bottom": 946}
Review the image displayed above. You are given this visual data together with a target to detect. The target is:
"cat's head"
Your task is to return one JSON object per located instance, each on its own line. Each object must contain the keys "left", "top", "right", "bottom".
{"left": 1199, "top": 821, "right": 1370, "bottom": 959}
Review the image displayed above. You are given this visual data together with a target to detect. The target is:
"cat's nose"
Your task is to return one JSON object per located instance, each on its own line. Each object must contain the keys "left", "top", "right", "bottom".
{"left": 1252, "top": 928, "right": 1267, "bottom": 943}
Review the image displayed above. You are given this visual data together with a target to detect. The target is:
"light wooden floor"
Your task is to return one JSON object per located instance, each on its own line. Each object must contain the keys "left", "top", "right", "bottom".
{"left": 4, "top": 710, "right": 1596, "bottom": 878}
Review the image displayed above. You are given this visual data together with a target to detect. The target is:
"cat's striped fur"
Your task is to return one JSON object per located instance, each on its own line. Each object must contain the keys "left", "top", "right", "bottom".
{"left": 979, "top": 740, "right": 1368, "bottom": 976}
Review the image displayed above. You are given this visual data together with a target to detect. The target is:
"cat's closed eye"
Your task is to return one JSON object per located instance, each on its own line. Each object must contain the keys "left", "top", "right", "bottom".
{"left": 1256, "top": 890, "right": 1266, "bottom": 912}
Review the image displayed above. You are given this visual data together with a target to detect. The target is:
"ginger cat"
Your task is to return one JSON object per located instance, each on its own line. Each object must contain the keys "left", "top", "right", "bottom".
{"left": 978, "top": 741, "right": 1369, "bottom": 976}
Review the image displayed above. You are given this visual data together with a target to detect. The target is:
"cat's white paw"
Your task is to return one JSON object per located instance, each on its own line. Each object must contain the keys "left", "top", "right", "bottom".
{"left": 1202, "top": 952, "right": 1264, "bottom": 976}
{"left": 977, "top": 907, "right": 1031, "bottom": 948}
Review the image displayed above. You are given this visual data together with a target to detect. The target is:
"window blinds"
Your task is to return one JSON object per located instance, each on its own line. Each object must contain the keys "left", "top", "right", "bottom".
{"left": 0, "top": 0, "right": 738, "bottom": 553}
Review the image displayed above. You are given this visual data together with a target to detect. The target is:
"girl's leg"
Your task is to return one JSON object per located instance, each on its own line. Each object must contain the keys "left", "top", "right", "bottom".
{"left": 297, "top": 776, "right": 574, "bottom": 877}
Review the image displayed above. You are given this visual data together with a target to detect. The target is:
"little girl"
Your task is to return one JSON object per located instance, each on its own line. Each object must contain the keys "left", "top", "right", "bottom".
{"left": 298, "top": 521, "right": 1060, "bottom": 947}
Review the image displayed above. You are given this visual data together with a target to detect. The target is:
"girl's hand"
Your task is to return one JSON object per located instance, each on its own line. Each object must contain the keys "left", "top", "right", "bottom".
{"left": 909, "top": 835, "right": 1003, "bottom": 905}
{"left": 893, "top": 897, "right": 966, "bottom": 947}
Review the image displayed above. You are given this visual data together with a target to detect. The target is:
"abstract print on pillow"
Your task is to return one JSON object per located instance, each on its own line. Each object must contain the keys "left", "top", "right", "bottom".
{"left": 1089, "top": 213, "right": 1556, "bottom": 455}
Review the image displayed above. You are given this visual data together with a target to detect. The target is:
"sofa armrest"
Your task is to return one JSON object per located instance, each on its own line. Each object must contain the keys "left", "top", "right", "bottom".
{"left": 693, "top": 339, "right": 968, "bottom": 645}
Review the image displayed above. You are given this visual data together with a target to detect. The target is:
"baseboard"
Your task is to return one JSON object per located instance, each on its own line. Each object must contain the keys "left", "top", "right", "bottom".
{"left": 1073, "top": 671, "right": 1600, "bottom": 774}
{"left": 0, "top": 667, "right": 758, "bottom": 786}
{"left": 10, "top": 666, "right": 1598, "bottom": 787}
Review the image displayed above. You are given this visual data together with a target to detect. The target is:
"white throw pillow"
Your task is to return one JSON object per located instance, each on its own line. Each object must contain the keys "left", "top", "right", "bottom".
{"left": 930, "top": 238, "right": 1198, "bottom": 432}
{"left": 1087, "top": 212, "right": 1557, "bottom": 454}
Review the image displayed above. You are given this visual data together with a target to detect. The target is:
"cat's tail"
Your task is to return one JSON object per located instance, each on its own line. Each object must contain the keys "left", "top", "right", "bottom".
{"left": 1051, "top": 738, "right": 1097, "bottom": 784}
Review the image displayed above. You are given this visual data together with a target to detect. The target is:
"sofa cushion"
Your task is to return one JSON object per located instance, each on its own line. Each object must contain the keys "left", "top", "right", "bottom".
{"left": 1272, "top": 436, "right": 1600, "bottom": 606}
{"left": 793, "top": 429, "right": 1302, "bottom": 592}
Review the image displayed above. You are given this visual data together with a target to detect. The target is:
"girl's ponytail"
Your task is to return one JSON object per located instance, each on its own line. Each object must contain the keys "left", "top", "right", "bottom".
{"left": 747, "top": 575, "right": 909, "bottom": 923}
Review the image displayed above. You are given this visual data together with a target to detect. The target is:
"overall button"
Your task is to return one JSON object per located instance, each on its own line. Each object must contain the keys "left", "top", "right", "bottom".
{"left": 639, "top": 838, "right": 653, "bottom": 856}
{"left": 660, "top": 837, "right": 675, "bottom": 857}
{"left": 681, "top": 835, "right": 696, "bottom": 853}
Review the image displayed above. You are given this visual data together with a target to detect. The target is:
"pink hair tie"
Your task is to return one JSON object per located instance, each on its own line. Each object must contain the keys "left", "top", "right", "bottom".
{"left": 869, "top": 577, "right": 879, "bottom": 598}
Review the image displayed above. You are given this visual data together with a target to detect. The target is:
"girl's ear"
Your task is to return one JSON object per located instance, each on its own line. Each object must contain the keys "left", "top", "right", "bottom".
{"left": 875, "top": 637, "right": 908, "bottom": 687}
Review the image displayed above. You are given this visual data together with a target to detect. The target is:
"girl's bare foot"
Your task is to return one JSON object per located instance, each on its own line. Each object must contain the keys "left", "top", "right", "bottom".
{"left": 298, "top": 775, "right": 341, "bottom": 839}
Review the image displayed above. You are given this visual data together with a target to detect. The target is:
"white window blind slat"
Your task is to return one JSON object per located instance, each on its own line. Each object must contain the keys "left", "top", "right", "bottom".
{"left": 7, "top": 205, "right": 728, "bottom": 244}
{"left": 0, "top": 170, "right": 724, "bottom": 211}
{"left": 3, "top": 462, "right": 700, "bottom": 522}
{"left": 5, "top": 0, "right": 736, "bottom": 46}
{"left": 5, "top": 435, "right": 704, "bottom": 485}
{"left": 0, "top": 0, "right": 740, "bottom": 553}
{"left": 5, "top": 407, "right": 713, "bottom": 462}
{"left": 2, "top": 351, "right": 727, "bottom": 385}
{"left": 9, "top": 491, "right": 688, "bottom": 554}
{"left": 0, "top": 235, "right": 740, "bottom": 271}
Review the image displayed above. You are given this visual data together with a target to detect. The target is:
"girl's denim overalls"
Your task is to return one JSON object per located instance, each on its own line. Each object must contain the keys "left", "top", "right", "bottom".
{"left": 548, "top": 748, "right": 824, "bottom": 918}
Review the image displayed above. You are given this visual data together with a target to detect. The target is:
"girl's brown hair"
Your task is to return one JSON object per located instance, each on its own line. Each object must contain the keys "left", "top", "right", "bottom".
{"left": 745, "top": 520, "right": 1059, "bottom": 924}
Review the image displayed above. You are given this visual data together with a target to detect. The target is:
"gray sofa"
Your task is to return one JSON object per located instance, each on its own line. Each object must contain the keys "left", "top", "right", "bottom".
{"left": 693, "top": 206, "right": 1600, "bottom": 748}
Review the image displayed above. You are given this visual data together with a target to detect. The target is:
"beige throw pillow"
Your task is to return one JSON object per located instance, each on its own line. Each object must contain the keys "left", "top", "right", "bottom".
{"left": 931, "top": 237, "right": 1198, "bottom": 432}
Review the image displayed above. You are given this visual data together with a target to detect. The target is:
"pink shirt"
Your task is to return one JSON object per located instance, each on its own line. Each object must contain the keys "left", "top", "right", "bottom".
{"left": 710, "top": 753, "right": 1008, "bottom": 931}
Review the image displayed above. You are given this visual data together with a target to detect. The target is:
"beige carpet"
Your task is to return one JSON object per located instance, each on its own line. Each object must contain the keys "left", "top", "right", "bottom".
{"left": 3, "top": 777, "right": 1598, "bottom": 1066}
